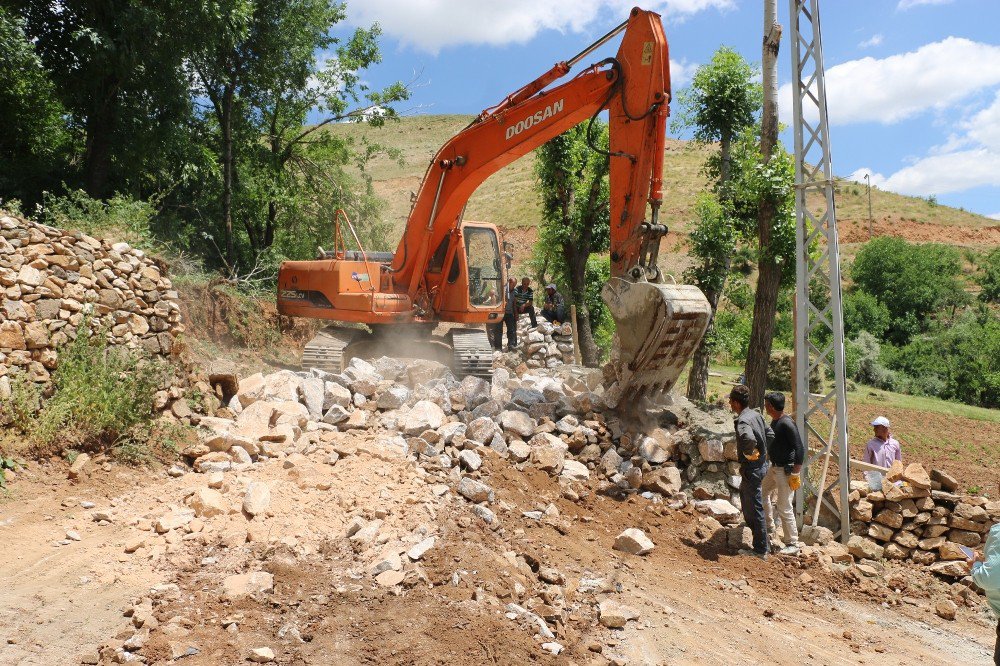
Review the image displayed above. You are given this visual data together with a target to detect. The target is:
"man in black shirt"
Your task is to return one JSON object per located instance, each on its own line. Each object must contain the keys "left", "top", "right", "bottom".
{"left": 762, "top": 391, "right": 805, "bottom": 554}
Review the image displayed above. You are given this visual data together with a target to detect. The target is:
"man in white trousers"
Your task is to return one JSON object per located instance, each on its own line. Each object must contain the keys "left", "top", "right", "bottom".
{"left": 762, "top": 391, "right": 805, "bottom": 555}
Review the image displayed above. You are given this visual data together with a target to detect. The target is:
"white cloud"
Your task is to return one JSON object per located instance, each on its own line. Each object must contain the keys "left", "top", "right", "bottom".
{"left": 897, "top": 0, "right": 955, "bottom": 9}
{"left": 858, "top": 34, "right": 883, "bottom": 49}
{"left": 780, "top": 37, "right": 1000, "bottom": 126}
{"left": 876, "top": 149, "right": 1000, "bottom": 196}
{"left": 964, "top": 91, "right": 1000, "bottom": 151}
{"left": 348, "top": 0, "right": 733, "bottom": 54}
{"left": 669, "top": 58, "right": 699, "bottom": 87}
{"left": 988, "top": 212, "right": 1000, "bottom": 220}
{"left": 847, "top": 168, "right": 886, "bottom": 187}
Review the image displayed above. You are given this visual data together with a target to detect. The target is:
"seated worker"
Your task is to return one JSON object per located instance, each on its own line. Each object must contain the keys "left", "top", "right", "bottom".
{"left": 540, "top": 283, "right": 566, "bottom": 324}
{"left": 513, "top": 277, "right": 537, "bottom": 327}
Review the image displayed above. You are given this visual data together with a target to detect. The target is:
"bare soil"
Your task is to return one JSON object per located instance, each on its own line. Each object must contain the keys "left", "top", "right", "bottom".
{"left": 1, "top": 439, "right": 996, "bottom": 666}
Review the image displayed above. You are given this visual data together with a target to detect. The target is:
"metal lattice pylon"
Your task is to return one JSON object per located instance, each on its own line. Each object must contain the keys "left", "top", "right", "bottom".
{"left": 788, "top": 0, "right": 852, "bottom": 542}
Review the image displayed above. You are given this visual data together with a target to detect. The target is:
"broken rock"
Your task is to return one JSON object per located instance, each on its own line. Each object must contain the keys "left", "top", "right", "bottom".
{"left": 242, "top": 482, "right": 271, "bottom": 517}
{"left": 614, "top": 528, "right": 655, "bottom": 555}
{"left": 222, "top": 572, "right": 274, "bottom": 600}
{"left": 598, "top": 600, "right": 640, "bottom": 629}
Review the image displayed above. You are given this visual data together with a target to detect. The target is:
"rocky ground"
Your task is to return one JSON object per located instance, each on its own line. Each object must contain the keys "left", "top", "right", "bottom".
{"left": 1, "top": 357, "right": 998, "bottom": 665}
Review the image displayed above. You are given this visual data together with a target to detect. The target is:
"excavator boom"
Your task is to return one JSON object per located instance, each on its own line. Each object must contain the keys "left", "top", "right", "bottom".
{"left": 277, "top": 7, "right": 710, "bottom": 401}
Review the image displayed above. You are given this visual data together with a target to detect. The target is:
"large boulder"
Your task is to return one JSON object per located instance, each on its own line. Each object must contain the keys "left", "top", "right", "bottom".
{"left": 323, "top": 382, "right": 353, "bottom": 411}
{"left": 847, "top": 535, "right": 884, "bottom": 561}
{"left": 401, "top": 400, "right": 446, "bottom": 435}
{"left": 498, "top": 410, "right": 535, "bottom": 439}
{"left": 613, "top": 528, "right": 655, "bottom": 555}
{"left": 694, "top": 499, "right": 741, "bottom": 524}
{"left": 465, "top": 416, "right": 502, "bottom": 445}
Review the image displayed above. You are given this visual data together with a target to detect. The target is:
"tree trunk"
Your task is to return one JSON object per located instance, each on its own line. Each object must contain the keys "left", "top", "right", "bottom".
{"left": 221, "top": 84, "right": 235, "bottom": 268}
{"left": 686, "top": 284, "right": 721, "bottom": 402}
{"left": 83, "top": 77, "right": 119, "bottom": 198}
{"left": 565, "top": 246, "right": 600, "bottom": 366}
{"left": 745, "top": 0, "right": 783, "bottom": 408}
{"left": 719, "top": 136, "right": 732, "bottom": 190}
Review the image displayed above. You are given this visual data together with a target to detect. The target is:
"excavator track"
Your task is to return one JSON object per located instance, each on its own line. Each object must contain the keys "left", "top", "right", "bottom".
{"left": 301, "top": 326, "right": 368, "bottom": 373}
{"left": 300, "top": 325, "right": 493, "bottom": 378}
{"left": 447, "top": 328, "right": 494, "bottom": 378}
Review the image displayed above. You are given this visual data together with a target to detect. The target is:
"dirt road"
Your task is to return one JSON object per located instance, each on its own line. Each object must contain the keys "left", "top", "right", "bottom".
{"left": 1, "top": 441, "right": 996, "bottom": 666}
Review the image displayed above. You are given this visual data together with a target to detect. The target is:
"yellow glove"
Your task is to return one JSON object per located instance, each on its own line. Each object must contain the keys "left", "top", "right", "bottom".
{"left": 745, "top": 449, "right": 760, "bottom": 461}
{"left": 788, "top": 473, "right": 802, "bottom": 491}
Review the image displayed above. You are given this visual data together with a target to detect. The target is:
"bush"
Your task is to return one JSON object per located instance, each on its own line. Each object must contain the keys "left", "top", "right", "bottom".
{"left": 14, "top": 321, "right": 169, "bottom": 457}
{"left": 844, "top": 331, "right": 896, "bottom": 390}
{"left": 851, "top": 237, "right": 968, "bottom": 344}
{"left": 583, "top": 256, "right": 614, "bottom": 360}
{"left": 881, "top": 310, "right": 1000, "bottom": 408}
{"left": 978, "top": 247, "right": 1000, "bottom": 303}
{"left": 39, "top": 189, "right": 159, "bottom": 247}
{"left": 842, "top": 289, "right": 889, "bottom": 340}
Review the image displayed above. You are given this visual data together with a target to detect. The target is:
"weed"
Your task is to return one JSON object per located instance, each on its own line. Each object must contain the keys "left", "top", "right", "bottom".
{"left": 11, "top": 319, "right": 169, "bottom": 456}
{"left": 968, "top": 485, "right": 981, "bottom": 495}
{"left": 64, "top": 449, "right": 80, "bottom": 464}
{"left": 0, "top": 371, "right": 42, "bottom": 429}
{"left": 0, "top": 456, "right": 19, "bottom": 489}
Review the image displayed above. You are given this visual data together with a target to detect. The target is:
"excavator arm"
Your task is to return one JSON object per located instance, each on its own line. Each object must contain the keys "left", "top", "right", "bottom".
{"left": 392, "top": 7, "right": 672, "bottom": 295}
{"left": 277, "top": 7, "right": 710, "bottom": 403}
{"left": 392, "top": 7, "right": 710, "bottom": 405}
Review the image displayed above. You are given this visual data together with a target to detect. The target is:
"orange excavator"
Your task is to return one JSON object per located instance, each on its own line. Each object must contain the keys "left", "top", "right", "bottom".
{"left": 277, "top": 7, "right": 711, "bottom": 405}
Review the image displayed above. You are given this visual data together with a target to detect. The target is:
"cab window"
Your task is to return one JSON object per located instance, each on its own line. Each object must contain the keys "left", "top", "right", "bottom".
{"left": 464, "top": 227, "right": 501, "bottom": 308}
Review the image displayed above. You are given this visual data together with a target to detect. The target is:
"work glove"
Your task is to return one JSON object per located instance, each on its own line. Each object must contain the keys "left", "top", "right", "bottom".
{"left": 744, "top": 449, "right": 760, "bottom": 461}
{"left": 788, "top": 473, "right": 802, "bottom": 491}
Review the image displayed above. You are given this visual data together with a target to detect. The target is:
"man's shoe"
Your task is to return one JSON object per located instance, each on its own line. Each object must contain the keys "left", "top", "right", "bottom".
{"left": 779, "top": 545, "right": 800, "bottom": 556}
{"left": 737, "top": 548, "right": 770, "bottom": 561}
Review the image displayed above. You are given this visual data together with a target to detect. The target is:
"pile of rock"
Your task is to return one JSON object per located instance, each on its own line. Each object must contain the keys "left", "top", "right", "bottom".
{"left": 504, "top": 313, "right": 576, "bottom": 369}
{"left": 844, "top": 461, "right": 1000, "bottom": 576}
{"left": 0, "top": 213, "right": 183, "bottom": 392}
{"left": 180, "top": 358, "right": 703, "bottom": 505}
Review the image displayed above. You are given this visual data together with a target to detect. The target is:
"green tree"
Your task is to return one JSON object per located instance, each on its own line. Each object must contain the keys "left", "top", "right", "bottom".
{"left": 851, "top": 237, "right": 968, "bottom": 344}
{"left": 0, "top": 7, "right": 73, "bottom": 204}
{"left": 842, "top": 289, "right": 890, "bottom": 340}
{"left": 189, "top": 0, "right": 407, "bottom": 272}
{"left": 14, "top": 0, "right": 200, "bottom": 198}
{"left": 977, "top": 247, "right": 1000, "bottom": 303}
{"left": 744, "top": 0, "right": 792, "bottom": 408}
{"left": 533, "top": 121, "right": 611, "bottom": 366}
{"left": 673, "top": 47, "right": 762, "bottom": 401}
{"left": 683, "top": 193, "right": 742, "bottom": 394}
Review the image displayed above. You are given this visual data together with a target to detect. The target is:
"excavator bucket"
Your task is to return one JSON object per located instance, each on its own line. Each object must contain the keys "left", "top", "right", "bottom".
{"left": 601, "top": 277, "right": 711, "bottom": 408}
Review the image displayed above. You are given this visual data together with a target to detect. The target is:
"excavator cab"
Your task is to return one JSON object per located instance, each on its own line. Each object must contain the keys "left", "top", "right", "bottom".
{"left": 436, "top": 221, "right": 506, "bottom": 321}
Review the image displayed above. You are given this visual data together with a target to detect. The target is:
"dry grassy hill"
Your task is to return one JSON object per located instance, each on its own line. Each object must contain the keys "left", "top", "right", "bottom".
{"left": 329, "top": 114, "right": 1000, "bottom": 265}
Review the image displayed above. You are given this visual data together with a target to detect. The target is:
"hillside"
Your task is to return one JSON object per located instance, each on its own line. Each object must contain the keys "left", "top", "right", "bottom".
{"left": 329, "top": 115, "right": 1000, "bottom": 263}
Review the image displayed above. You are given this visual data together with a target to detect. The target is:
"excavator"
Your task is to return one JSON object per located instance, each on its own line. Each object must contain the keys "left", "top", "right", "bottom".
{"left": 277, "top": 6, "right": 711, "bottom": 406}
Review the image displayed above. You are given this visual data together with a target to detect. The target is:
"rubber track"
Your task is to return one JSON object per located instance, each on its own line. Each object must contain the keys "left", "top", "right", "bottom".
{"left": 301, "top": 326, "right": 365, "bottom": 373}
{"left": 449, "top": 328, "right": 493, "bottom": 378}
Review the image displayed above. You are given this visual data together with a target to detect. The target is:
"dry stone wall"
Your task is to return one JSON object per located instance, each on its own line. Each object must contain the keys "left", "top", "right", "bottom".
{"left": 843, "top": 461, "right": 1000, "bottom": 576}
{"left": 0, "top": 213, "right": 184, "bottom": 398}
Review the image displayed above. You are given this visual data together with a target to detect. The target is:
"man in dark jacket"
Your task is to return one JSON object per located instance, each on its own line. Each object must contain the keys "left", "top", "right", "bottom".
{"left": 762, "top": 391, "right": 805, "bottom": 554}
{"left": 503, "top": 277, "right": 518, "bottom": 349}
{"left": 729, "top": 384, "right": 773, "bottom": 559}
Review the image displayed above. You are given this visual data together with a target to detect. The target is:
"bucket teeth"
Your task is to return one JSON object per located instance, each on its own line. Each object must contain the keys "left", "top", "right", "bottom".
{"left": 601, "top": 278, "right": 711, "bottom": 407}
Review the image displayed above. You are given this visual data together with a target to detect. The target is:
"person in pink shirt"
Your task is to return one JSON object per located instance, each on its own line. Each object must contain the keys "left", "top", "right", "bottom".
{"left": 863, "top": 416, "right": 902, "bottom": 468}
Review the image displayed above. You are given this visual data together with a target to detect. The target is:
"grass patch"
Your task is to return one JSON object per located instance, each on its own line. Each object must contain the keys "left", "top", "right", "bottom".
{"left": 0, "top": 320, "right": 179, "bottom": 464}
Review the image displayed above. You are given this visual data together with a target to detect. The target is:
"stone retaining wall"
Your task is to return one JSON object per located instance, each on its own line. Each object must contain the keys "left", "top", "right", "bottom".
{"left": 0, "top": 213, "right": 184, "bottom": 399}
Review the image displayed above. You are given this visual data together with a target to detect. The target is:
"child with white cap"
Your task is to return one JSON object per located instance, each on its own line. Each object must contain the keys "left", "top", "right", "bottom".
{"left": 863, "top": 415, "right": 902, "bottom": 468}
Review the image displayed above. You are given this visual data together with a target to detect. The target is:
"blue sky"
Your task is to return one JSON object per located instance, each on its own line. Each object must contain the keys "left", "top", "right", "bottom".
{"left": 330, "top": 0, "right": 1000, "bottom": 219}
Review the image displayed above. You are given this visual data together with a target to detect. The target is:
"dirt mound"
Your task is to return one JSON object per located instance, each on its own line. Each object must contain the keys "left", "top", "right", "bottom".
{"left": 840, "top": 217, "right": 1000, "bottom": 247}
